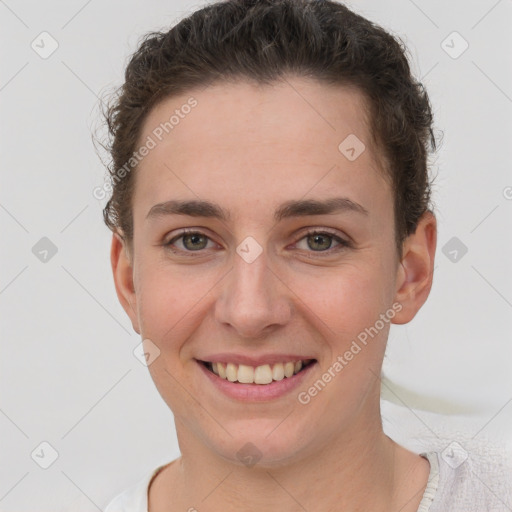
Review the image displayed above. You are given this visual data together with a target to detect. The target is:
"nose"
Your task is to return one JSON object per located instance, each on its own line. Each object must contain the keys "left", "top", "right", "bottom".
{"left": 214, "top": 247, "right": 292, "bottom": 339}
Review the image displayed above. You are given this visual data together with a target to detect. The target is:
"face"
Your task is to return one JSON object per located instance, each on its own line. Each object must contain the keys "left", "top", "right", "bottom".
{"left": 112, "top": 76, "right": 436, "bottom": 467}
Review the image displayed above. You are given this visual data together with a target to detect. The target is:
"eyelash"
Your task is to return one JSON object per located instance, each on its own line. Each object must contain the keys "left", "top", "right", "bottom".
{"left": 163, "top": 228, "right": 351, "bottom": 257}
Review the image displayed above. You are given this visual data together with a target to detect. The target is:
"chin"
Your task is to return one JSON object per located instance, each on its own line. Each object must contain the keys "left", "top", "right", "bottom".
{"left": 203, "top": 421, "right": 314, "bottom": 469}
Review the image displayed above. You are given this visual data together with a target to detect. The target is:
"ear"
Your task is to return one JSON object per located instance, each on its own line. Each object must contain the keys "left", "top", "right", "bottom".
{"left": 391, "top": 211, "right": 437, "bottom": 324}
{"left": 111, "top": 233, "right": 140, "bottom": 334}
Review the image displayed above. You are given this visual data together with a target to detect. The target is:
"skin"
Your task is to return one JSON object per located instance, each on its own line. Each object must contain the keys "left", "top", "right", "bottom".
{"left": 111, "top": 76, "right": 437, "bottom": 511}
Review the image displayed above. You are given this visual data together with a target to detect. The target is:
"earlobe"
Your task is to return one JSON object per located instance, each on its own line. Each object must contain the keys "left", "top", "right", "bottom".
{"left": 391, "top": 211, "right": 437, "bottom": 325}
{"left": 110, "top": 233, "right": 140, "bottom": 334}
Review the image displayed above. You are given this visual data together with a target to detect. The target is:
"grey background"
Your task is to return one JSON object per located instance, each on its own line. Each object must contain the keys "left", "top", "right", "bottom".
{"left": 1, "top": 0, "right": 511, "bottom": 510}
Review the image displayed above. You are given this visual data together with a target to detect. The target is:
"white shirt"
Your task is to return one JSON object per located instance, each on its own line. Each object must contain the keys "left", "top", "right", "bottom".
{"left": 104, "top": 451, "right": 512, "bottom": 511}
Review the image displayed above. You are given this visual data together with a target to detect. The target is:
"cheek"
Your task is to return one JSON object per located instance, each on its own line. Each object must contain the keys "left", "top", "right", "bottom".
{"left": 134, "top": 263, "right": 212, "bottom": 410}
{"left": 292, "top": 261, "right": 392, "bottom": 340}
{"left": 292, "top": 265, "right": 394, "bottom": 413}
{"left": 134, "top": 259, "right": 222, "bottom": 352}
{"left": 134, "top": 260, "right": 187, "bottom": 339}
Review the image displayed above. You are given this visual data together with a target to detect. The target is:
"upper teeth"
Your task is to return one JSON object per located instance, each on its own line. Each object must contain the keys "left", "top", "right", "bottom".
{"left": 210, "top": 360, "right": 312, "bottom": 385}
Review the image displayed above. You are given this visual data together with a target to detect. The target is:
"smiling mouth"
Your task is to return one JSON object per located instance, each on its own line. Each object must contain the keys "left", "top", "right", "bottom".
{"left": 199, "top": 359, "right": 316, "bottom": 385}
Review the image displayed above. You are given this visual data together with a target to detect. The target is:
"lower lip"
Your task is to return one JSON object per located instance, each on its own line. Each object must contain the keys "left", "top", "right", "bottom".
{"left": 197, "top": 360, "right": 317, "bottom": 402}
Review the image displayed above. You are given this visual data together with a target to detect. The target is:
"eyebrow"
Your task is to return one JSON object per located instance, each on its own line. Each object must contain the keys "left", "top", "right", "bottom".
{"left": 146, "top": 196, "right": 369, "bottom": 223}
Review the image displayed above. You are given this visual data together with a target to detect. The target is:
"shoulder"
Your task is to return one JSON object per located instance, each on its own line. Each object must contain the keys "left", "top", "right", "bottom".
{"left": 419, "top": 449, "right": 512, "bottom": 512}
{"left": 104, "top": 464, "right": 169, "bottom": 512}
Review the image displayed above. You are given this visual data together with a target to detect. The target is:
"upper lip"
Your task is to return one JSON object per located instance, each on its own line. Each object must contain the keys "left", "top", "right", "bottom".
{"left": 196, "top": 353, "right": 316, "bottom": 366}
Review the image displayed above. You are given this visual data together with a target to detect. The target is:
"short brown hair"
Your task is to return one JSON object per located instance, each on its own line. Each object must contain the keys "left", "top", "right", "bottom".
{"left": 100, "top": 0, "right": 438, "bottom": 254}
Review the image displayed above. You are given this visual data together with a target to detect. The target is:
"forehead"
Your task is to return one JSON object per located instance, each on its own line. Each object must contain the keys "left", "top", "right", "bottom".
{"left": 133, "top": 77, "right": 389, "bottom": 217}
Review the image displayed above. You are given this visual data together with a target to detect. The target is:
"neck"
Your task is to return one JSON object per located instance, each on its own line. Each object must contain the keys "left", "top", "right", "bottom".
{"left": 158, "top": 402, "right": 427, "bottom": 511}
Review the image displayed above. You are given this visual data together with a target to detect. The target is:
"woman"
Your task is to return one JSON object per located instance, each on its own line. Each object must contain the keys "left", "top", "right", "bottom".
{"left": 101, "top": 0, "right": 510, "bottom": 510}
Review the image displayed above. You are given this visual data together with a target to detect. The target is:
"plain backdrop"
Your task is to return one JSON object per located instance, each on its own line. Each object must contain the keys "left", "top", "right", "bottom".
{"left": 1, "top": 0, "right": 511, "bottom": 510}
